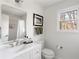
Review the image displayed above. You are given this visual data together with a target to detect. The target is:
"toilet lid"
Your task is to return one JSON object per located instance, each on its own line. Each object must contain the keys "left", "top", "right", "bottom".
{"left": 42, "top": 49, "right": 55, "bottom": 56}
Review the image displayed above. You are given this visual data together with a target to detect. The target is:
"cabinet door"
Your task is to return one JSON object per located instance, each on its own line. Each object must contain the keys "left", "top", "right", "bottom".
{"left": 33, "top": 45, "right": 41, "bottom": 59}
{"left": 34, "top": 53, "right": 41, "bottom": 59}
{"left": 14, "top": 50, "right": 31, "bottom": 59}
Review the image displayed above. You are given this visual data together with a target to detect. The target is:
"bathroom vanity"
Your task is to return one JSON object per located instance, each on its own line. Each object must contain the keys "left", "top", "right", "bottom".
{"left": 0, "top": 42, "right": 42, "bottom": 59}
{"left": 14, "top": 43, "right": 41, "bottom": 59}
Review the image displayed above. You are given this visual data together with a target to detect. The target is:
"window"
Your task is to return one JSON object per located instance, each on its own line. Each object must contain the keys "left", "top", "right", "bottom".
{"left": 58, "top": 7, "right": 78, "bottom": 32}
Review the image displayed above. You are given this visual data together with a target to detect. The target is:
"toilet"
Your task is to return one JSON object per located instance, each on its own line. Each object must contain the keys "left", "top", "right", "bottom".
{"left": 42, "top": 48, "right": 55, "bottom": 59}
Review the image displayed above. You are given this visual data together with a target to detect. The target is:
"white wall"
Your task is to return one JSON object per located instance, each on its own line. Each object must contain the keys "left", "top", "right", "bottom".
{"left": 22, "top": 2, "right": 44, "bottom": 41}
{"left": 1, "top": 13, "right": 9, "bottom": 41}
{"left": 44, "top": 0, "right": 79, "bottom": 59}
{"left": 0, "top": 0, "right": 44, "bottom": 41}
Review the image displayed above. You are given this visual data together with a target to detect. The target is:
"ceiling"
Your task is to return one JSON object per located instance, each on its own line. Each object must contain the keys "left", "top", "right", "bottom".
{"left": 33, "top": 0, "right": 79, "bottom": 8}
{"left": 34, "top": 0, "right": 63, "bottom": 8}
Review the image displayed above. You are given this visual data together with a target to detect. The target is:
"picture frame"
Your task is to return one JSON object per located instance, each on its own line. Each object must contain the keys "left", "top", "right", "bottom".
{"left": 33, "top": 13, "right": 43, "bottom": 26}
{"left": 9, "top": 24, "right": 14, "bottom": 29}
{"left": 34, "top": 27, "right": 43, "bottom": 35}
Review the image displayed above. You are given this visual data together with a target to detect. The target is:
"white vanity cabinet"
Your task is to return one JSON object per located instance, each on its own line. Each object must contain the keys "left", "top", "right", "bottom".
{"left": 32, "top": 44, "right": 41, "bottom": 59}
{"left": 14, "top": 44, "right": 41, "bottom": 59}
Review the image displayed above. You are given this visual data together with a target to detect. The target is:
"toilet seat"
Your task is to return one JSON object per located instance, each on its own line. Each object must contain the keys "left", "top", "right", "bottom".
{"left": 42, "top": 48, "right": 54, "bottom": 56}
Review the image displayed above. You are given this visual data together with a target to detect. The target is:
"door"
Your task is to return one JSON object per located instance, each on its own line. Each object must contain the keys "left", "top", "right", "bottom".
{"left": 9, "top": 16, "right": 18, "bottom": 41}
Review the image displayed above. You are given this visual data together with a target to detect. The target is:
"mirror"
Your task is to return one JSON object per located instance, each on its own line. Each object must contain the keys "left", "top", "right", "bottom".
{"left": 0, "top": 4, "right": 26, "bottom": 42}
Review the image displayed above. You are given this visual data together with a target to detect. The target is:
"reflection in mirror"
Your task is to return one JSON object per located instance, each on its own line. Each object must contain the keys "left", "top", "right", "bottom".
{"left": 0, "top": 27, "right": 1, "bottom": 38}
{"left": 1, "top": 4, "right": 26, "bottom": 42}
{"left": 1, "top": 13, "right": 9, "bottom": 41}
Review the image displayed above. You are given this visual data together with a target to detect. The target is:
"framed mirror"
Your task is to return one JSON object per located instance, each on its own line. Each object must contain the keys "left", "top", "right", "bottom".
{"left": 0, "top": 4, "right": 27, "bottom": 42}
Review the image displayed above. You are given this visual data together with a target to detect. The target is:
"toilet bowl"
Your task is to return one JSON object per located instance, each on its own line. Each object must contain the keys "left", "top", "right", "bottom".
{"left": 42, "top": 48, "right": 55, "bottom": 59}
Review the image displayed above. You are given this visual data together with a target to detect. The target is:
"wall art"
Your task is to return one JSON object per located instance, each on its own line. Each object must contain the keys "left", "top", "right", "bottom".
{"left": 33, "top": 13, "right": 43, "bottom": 26}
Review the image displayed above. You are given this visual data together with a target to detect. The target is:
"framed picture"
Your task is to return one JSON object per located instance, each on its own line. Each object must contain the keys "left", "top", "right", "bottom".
{"left": 33, "top": 13, "right": 43, "bottom": 26}
{"left": 9, "top": 24, "right": 14, "bottom": 29}
{"left": 34, "top": 27, "right": 43, "bottom": 35}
